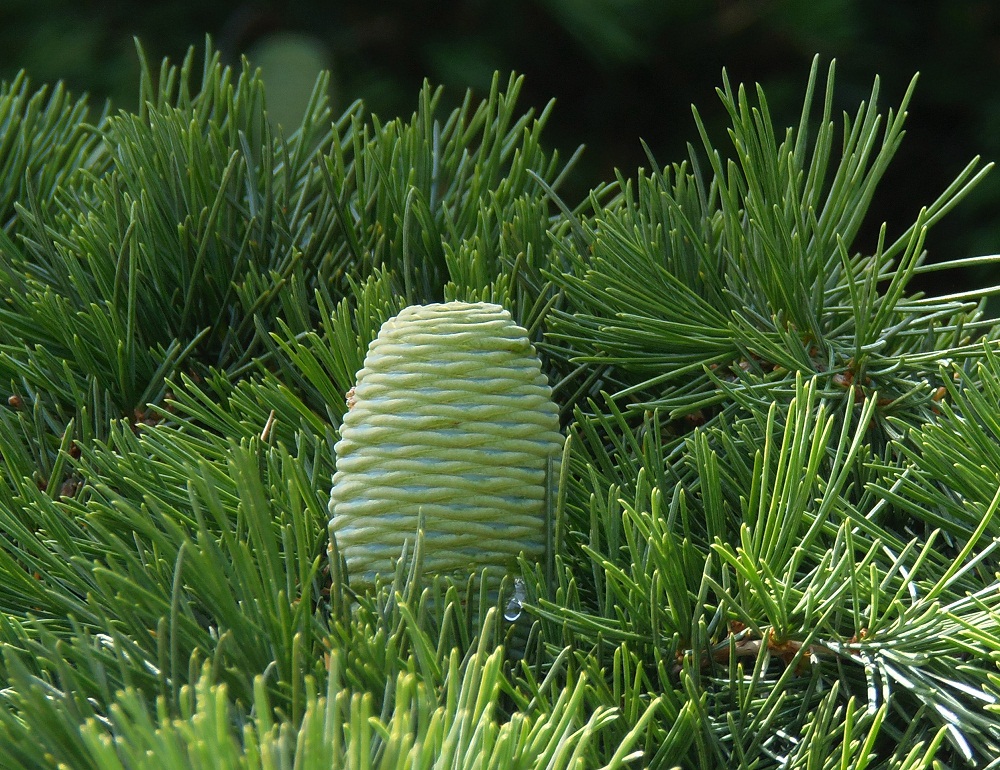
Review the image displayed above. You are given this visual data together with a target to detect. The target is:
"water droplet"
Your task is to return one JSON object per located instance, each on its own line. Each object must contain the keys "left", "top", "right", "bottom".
{"left": 504, "top": 577, "right": 526, "bottom": 622}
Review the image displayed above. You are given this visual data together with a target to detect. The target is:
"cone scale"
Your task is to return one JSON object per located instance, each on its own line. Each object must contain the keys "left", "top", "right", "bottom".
{"left": 329, "top": 302, "right": 562, "bottom": 586}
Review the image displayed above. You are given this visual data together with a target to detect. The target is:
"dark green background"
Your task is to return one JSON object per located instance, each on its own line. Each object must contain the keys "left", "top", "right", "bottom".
{"left": 3, "top": 0, "right": 998, "bottom": 296}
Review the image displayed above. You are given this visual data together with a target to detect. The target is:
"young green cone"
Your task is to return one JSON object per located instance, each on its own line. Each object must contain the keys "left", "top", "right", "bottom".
{"left": 329, "top": 301, "right": 563, "bottom": 587}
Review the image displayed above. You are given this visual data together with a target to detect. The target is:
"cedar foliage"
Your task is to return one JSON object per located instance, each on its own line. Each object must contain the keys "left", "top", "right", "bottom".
{"left": 0, "top": 40, "right": 998, "bottom": 768}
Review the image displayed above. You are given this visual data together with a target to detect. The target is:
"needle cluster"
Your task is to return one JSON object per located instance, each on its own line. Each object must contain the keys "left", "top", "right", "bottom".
{"left": 0, "top": 41, "right": 996, "bottom": 769}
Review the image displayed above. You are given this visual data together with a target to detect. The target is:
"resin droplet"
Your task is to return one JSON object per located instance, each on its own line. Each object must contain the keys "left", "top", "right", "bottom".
{"left": 504, "top": 577, "right": 527, "bottom": 622}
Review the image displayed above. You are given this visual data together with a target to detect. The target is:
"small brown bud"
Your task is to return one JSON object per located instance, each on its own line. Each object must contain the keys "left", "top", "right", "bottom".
{"left": 832, "top": 372, "right": 853, "bottom": 388}
{"left": 59, "top": 478, "right": 80, "bottom": 498}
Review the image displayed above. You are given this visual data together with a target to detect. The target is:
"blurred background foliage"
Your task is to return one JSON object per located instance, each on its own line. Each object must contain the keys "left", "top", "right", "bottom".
{"left": 2, "top": 0, "right": 998, "bottom": 297}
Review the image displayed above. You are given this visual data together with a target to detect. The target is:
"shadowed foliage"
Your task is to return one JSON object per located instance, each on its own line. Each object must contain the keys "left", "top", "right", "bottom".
{"left": 0, "top": 42, "right": 998, "bottom": 768}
